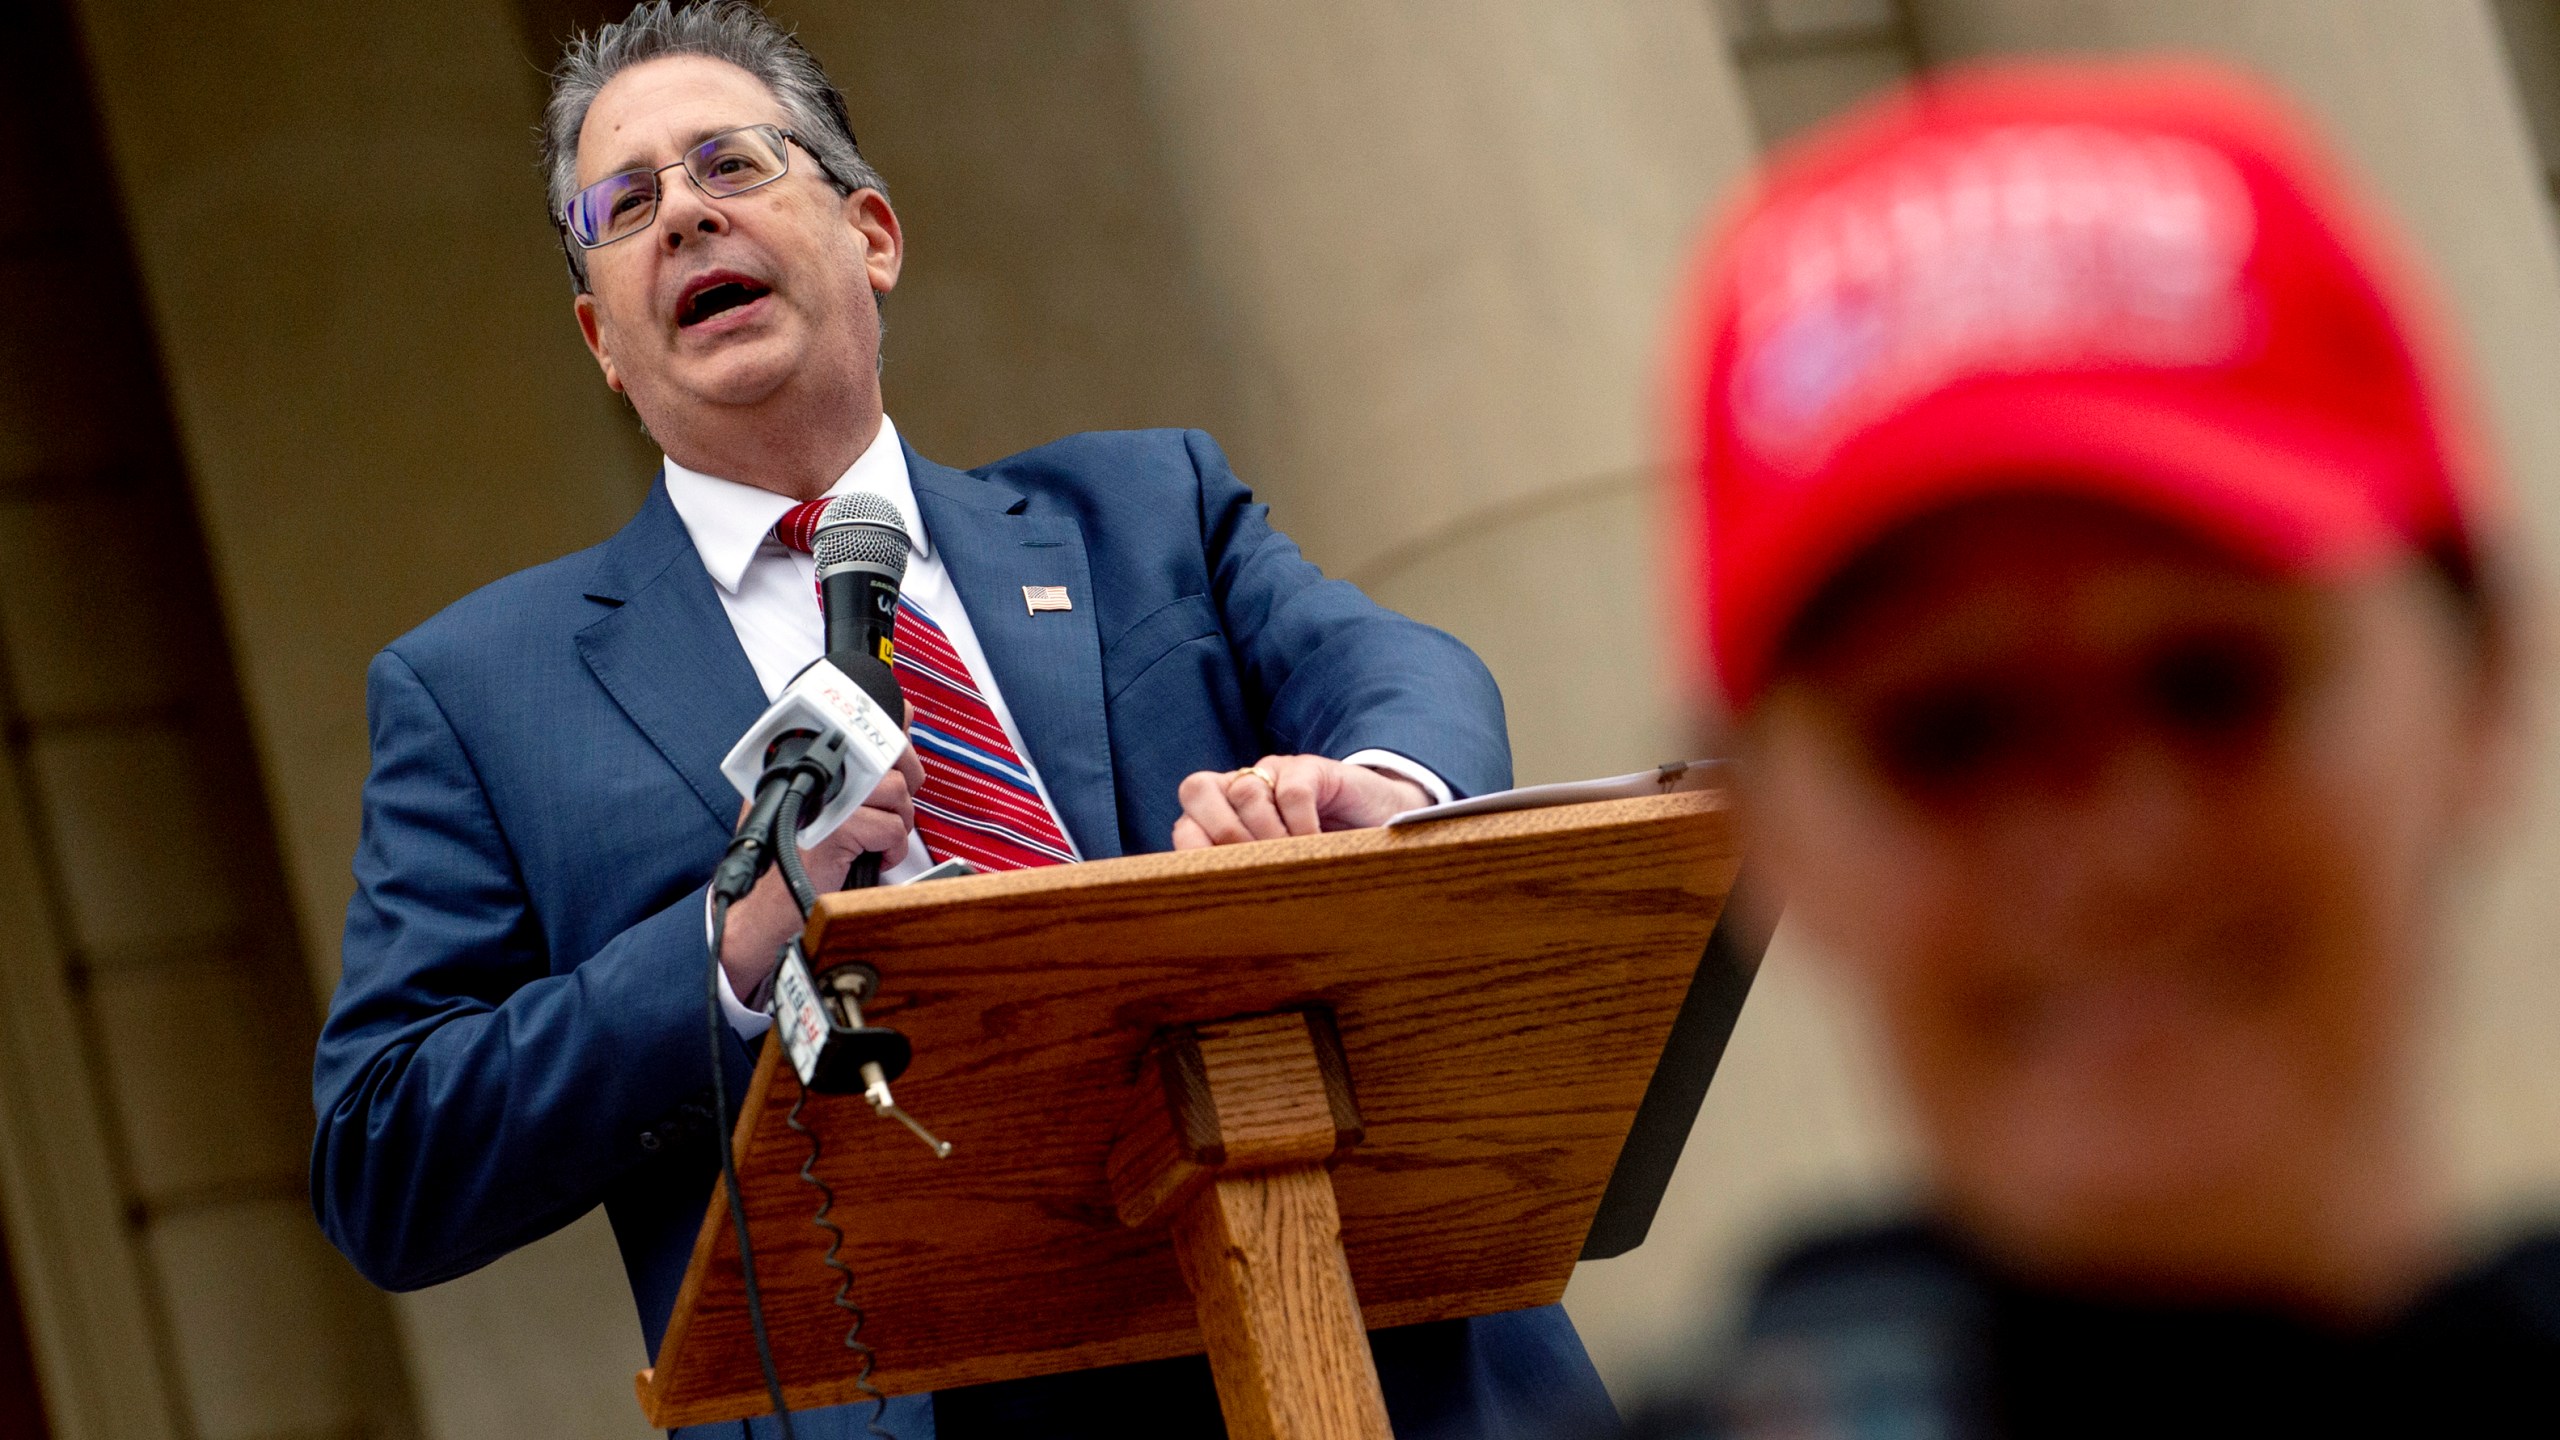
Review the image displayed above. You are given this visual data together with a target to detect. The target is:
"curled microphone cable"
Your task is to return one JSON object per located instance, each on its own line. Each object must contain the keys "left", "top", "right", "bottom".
{"left": 784, "top": 1087, "right": 897, "bottom": 1436}
{"left": 772, "top": 785, "right": 904, "bottom": 1437}
{"left": 706, "top": 890, "right": 798, "bottom": 1439}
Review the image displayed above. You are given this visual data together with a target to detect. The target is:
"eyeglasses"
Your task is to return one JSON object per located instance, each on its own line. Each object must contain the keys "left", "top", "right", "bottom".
{"left": 560, "top": 123, "right": 811, "bottom": 251}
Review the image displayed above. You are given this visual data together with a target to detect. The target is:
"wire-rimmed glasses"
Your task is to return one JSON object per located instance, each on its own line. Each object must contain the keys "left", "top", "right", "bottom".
{"left": 560, "top": 123, "right": 809, "bottom": 251}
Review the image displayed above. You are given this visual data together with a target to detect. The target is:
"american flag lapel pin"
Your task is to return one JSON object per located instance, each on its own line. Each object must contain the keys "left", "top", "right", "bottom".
{"left": 1023, "top": 584, "right": 1072, "bottom": 615}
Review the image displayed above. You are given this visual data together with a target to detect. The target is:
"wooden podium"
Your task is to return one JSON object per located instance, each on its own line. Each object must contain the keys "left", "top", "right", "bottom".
{"left": 638, "top": 786, "right": 1752, "bottom": 1436}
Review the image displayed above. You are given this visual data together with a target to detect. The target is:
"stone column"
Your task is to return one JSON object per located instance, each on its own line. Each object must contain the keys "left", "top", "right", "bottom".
{"left": 1120, "top": 0, "right": 1760, "bottom": 786}
{"left": 68, "top": 0, "right": 656, "bottom": 1000}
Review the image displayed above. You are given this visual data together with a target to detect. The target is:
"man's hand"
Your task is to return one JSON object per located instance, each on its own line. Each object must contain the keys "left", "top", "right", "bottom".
{"left": 1171, "top": 754, "right": 1428, "bottom": 850}
{"left": 720, "top": 740, "right": 925, "bottom": 1000}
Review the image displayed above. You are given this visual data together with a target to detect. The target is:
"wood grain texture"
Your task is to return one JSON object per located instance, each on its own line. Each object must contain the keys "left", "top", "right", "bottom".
{"left": 1121, "top": 1010, "right": 1387, "bottom": 1439}
{"left": 1110, "top": 1011, "right": 1363, "bottom": 1230}
{"left": 1188, "top": 1013, "right": 1345, "bottom": 1171}
{"left": 1176, "top": 1168, "right": 1393, "bottom": 1440}
{"left": 1106, "top": 1071, "right": 1211, "bottom": 1231}
{"left": 639, "top": 790, "right": 1740, "bottom": 1429}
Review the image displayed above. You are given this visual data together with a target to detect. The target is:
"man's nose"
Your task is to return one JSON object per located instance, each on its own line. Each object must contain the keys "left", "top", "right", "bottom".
{"left": 656, "top": 178, "right": 728, "bottom": 251}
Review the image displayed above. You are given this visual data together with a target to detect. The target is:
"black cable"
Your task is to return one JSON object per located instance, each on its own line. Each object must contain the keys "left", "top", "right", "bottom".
{"left": 775, "top": 785, "right": 823, "bottom": 915}
{"left": 713, "top": 761, "right": 899, "bottom": 1433}
{"left": 770, "top": 797, "right": 903, "bottom": 1436}
{"left": 785, "top": 1087, "right": 896, "bottom": 1437}
{"left": 707, "top": 892, "right": 798, "bottom": 1439}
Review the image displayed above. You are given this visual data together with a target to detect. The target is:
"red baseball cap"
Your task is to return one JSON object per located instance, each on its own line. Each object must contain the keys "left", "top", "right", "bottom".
{"left": 1675, "top": 60, "right": 2494, "bottom": 708}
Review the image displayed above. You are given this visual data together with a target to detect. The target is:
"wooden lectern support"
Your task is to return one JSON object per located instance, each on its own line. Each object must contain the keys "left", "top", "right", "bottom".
{"left": 635, "top": 786, "right": 1757, "bottom": 1434}
{"left": 1110, "top": 1011, "right": 1387, "bottom": 1440}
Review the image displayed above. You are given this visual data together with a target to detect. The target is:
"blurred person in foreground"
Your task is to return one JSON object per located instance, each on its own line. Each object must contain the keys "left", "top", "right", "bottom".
{"left": 1631, "top": 62, "right": 2560, "bottom": 1436}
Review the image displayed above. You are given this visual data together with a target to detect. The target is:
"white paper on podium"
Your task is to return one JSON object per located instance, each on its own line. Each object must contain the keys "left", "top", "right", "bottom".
{"left": 719, "top": 659, "right": 910, "bottom": 846}
{"left": 1384, "top": 759, "right": 1729, "bottom": 828}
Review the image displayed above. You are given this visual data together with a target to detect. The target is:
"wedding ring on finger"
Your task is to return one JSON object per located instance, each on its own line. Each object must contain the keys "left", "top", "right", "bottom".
{"left": 1234, "top": 765, "right": 1279, "bottom": 798}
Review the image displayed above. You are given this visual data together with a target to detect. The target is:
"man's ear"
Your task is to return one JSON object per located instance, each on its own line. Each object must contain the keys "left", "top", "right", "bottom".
{"left": 573, "top": 291, "right": 626, "bottom": 394}
{"left": 845, "top": 188, "right": 903, "bottom": 296}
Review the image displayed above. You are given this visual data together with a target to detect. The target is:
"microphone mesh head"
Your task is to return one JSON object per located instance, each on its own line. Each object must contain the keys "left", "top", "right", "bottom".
{"left": 812, "top": 492, "right": 911, "bottom": 579}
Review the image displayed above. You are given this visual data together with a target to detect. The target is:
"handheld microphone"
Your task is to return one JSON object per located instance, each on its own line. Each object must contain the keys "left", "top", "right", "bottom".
{"left": 809, "top": 493, "right": 910, "bottom": 719}
{"left": 809, "top": 495, "right": 912, "bottom": 890}
{"left": 710, "top": 727, "right": 855, "bottom": 903}
{"left": 715, "top": 654, "right": 908, "bottom": 889}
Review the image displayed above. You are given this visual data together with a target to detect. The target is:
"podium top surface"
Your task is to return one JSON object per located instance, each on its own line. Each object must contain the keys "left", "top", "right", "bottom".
{"left": 643, "top": 789, "right": 1742, "bottom": 1428}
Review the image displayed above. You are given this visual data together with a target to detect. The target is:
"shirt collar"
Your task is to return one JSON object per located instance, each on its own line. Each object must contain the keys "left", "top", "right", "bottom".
{"left": 661, "top": 414, "right": 929, "bottom": 595}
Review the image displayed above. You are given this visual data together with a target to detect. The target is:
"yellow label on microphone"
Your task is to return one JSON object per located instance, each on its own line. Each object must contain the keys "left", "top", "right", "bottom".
{"left": 878, "top": 638, "right": 895, "bottom": 664}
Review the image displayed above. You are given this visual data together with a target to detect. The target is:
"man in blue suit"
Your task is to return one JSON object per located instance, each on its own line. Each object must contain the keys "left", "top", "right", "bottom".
{"left": 311, "top": 4, "right": 1620, "bottom": 1436}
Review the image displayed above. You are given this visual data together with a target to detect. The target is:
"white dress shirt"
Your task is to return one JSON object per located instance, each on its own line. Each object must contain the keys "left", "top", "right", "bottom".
{"left": 666, "top": 416, "right": 1449, "bottom": 1035}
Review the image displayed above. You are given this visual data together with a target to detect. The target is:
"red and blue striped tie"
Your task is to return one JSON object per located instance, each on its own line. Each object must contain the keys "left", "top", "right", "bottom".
{"left": 773, "top": 499, "right": 1075, "bottom": 872}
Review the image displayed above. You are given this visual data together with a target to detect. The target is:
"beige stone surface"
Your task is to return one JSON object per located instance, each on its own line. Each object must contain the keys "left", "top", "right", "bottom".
{"left": 1358, "top": 476, "right": 1685, "bottom": 787}
{"left": 1761, "top": 0, "right": 1905, "bottom": 31}
{"left": 0, "top": 257, "right": 151, "bottom": 487}
{"left": 1125, "top": 0, "right": 1756, "bottom": 583}
{"left": 1542, "top": 2, "right": 1932, "bottom": 1392}
{"left": 0, "top": 717, "right": 180, "bottom": 1440}
{"left": 67, "top": 0, "right": 656, "bottom": 997}
{"left": 145, "top": 1199, "right": 403, "bottom": 1440}
{"left": 23, "top": 728, "right": 250, "bottom": 956}
{"left": 2497, "top": 0, "right": 2560, "bottom": 179}
{"left": 1718, "top": 0, "right": 1920, "bottom": 145}
{"left": 0, "top": 493, "right": 191, "bottom": 720}
{"left": 784, "top": 1, "right": 1245, "bottom": 469}
{"left": 1734, "top": 42, "right": 1915, "bottom": 145}
{"left": 57, "top": 1, "right": 655, "bottom": 1433}
{"left": 392, "top": 1211, "right": 657, "bottom": 1440}
{"left": 86, "top": 963, "right": 313, "bottom": 1203}
{"left": 1118, "top": 0, "right": 1760, "bottom": 799}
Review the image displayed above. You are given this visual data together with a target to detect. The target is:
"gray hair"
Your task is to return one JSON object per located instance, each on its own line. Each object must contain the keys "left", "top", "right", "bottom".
{"left": 540, "top": 0, "right": 889, "bottom": 293}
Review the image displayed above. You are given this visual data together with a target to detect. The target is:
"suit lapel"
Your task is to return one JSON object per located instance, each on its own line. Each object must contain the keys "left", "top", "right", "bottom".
{"left": 908, "top": 445, "right": 1124, "bottom": 861}
{"left": 574, "top": 477, "right": 769, "bottom": 830}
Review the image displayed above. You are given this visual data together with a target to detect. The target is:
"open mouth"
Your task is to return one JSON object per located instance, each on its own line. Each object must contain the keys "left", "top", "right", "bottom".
{"left": 677, "top": 276, "right": 772, "bottom": 327}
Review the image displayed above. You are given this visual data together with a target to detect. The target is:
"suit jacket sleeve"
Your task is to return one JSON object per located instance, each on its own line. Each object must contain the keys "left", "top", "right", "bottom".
{"left": 311, "top": 648, "right": 734, "bottom": 1291}
{"left": 1189, "top": 431, "right": 1512, "bottom": 797}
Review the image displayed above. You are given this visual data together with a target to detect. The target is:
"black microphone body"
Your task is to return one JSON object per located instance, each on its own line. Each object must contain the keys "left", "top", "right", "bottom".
{"left": 811, "top": 494, "right": 911, "bottom": 720}
{"left": 809, "top": 495, "right": 915, "bottom": 889}
{"left": 710, "top": 728, "right": 854, "bottom": 902}
{"left": 818, "top": 568, "right": 902, "bottom": 720}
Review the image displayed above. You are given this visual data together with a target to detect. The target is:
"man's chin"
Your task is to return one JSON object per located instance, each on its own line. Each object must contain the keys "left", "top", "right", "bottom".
{"left": 655, "top": 338, "right": 807, "bottom": 411}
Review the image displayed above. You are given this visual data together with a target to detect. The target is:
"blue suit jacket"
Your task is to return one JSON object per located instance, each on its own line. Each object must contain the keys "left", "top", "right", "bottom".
{"left": 313, "top": 430, "right": 1618, "bottom": 1438}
